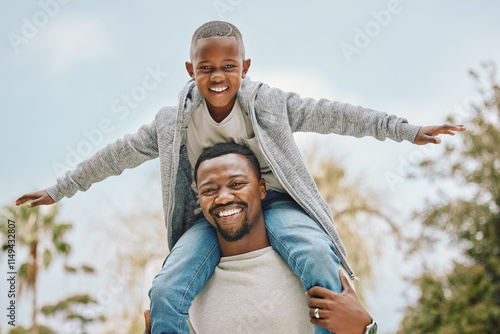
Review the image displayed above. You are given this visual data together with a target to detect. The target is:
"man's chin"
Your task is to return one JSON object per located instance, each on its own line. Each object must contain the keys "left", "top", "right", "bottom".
{"left": 217, "top": 220, "right": 251, "bottom": 242}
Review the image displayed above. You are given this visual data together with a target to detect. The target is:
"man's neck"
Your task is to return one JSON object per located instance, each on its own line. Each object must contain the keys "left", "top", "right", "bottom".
{"left": 218, "top": 225, "right": 270, "bottom": 257}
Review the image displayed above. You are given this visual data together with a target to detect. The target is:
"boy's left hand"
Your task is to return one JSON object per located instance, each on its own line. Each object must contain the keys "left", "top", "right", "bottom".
{"left": 414, "top": 124, "right": 466, "bottom": 145}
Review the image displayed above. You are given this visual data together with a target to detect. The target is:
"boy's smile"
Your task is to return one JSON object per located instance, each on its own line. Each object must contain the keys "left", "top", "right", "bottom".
{"left": 186, "top": 37, "right": 251, "bottom": 123}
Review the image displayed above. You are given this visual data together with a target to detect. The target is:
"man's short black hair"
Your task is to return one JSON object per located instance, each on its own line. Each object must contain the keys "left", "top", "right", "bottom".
{"left": 194, "top": 143, "right": 261, "bottom": 185}
{"left": 190, "top": 21, "right": 245, "bottom": 59}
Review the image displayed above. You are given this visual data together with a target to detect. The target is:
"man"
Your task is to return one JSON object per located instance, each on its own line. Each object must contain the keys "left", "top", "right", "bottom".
{"left": 145, "top": 143, "right": 377, "bottom": 333}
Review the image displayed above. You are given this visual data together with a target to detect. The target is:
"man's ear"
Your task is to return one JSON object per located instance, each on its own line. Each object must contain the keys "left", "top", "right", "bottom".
{"left": 259, "top": 178, "right": 267, "bottom": 199}
{"left": 242, "top": 58, "right": 251, "bottom": 78}
{"left": 185, "top": 61, "right": 194, "bottom": 79}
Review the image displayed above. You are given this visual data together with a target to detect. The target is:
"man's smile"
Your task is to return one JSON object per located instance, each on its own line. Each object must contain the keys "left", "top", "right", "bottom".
{"left": 216, "top": 207, "right": 243, "bottom": 217}
{"left": 210, "top": 202, "right": 247, "bottom": 221}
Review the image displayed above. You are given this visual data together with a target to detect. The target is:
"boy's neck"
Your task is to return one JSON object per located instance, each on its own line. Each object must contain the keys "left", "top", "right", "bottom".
{"left": 206, "top": 96, "right": 237, "bottom": 123}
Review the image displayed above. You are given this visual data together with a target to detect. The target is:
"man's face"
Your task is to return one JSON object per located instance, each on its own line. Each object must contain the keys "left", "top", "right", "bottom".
{"left": 186, "top": 37, "right": 251, "bottom": 121}
{"left": 197, "top": 153, "right": 266, "bottom": 242}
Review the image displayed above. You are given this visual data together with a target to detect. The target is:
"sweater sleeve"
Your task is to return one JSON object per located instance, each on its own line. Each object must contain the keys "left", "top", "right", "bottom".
{"left": 258, "top": 85, "right": 420, "bottom": 143}
{"left": 46, "top": 119, "right": 159, "bottom": 202}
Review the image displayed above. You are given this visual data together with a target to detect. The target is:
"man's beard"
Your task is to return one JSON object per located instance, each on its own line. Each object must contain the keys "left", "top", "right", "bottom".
{"left": 209, "top": 201, "right": 252, "bottom": 242}
{"left": 215, "top": 216, "right": 252, "bottom": 242}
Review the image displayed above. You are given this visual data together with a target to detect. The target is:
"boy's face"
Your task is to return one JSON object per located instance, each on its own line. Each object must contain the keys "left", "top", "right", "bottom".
{"left": 186, "top": 37, "right": 251, "bottom": 121}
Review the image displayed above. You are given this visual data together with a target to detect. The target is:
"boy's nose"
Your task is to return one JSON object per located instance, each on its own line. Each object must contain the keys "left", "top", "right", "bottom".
{"left": 210, "top": 71, "right": 224, "bottom": 82}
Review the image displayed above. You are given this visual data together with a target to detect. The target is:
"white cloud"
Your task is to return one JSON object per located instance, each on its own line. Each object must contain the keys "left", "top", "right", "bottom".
{"left": 251, "top": 70, "right": 337, "bottom": 100}
{"left": 34, "top": 15, "right": 112, "bottom": 74}
{"left": 251, "top": 69, "right": 365, "bottom": 106}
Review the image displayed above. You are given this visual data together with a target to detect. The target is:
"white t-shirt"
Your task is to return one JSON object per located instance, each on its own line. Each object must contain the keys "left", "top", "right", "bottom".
{"left": 186, "top": 99, "right": 285, "bottom": 202}
{"left": 188, "top": 246, "right": 314, "bottom": 334}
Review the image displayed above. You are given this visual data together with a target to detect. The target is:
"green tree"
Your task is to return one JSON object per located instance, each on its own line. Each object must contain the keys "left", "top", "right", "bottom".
{"left": 40, "top": 294, "right": 106, "bottom": 334}
{"left": 397, "top": 62, "right": 500, "bottom": 333}
{"left": 95, "top": 206, "right": 167, "bottom": 333}
{"left": 0, "top": 204, "right": 72, "bottom": 334}
{"left": 308, "top": 152, "right": 401, "bottom": 302}
{"left": 6, "top": 325, "right": 55, "bottom": 334}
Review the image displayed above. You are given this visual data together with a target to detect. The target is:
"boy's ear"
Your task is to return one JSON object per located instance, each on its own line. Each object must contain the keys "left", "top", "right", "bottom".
{"left": 242, "top": 59, "right": 251, "bottom": 77}
{"left": 185, "top": 62, "right": 194, "bottom": 79}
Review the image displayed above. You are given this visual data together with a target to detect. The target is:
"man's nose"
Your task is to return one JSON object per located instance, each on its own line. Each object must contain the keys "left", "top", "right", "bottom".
{"left": 214, "top": 187, "right": 234, "bottom": 204}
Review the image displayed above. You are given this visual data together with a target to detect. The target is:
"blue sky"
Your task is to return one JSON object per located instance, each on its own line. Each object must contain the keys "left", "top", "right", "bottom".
{"left": 1, "top": 0, "right": 500, "bottom": 332}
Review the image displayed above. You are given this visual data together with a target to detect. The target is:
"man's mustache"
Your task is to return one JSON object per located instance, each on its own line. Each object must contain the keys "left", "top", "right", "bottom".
{"left": 209, "top": 201, "right": 248, "bottom": 217}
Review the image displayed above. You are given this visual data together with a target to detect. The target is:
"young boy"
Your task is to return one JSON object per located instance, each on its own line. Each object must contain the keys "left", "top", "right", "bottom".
{"left": 16, "top": 21, "right": 465, "bottom": 333}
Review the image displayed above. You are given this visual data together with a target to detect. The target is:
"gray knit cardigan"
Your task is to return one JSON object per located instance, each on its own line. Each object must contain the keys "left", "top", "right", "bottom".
{"left": 47, "top": 78, "right": 420, "bottom": 279}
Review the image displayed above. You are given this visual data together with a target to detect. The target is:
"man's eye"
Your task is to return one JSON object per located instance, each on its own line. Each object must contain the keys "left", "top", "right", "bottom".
{"left": 202, "top": 188, "right": 216, "bottom": 195}
{"left": 232, "top": 182, "right": 245, "bottom": 187}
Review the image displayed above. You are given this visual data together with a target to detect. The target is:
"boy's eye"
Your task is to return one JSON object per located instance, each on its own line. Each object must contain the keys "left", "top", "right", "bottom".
{"left": 224, "top": 64, "right": 235, "bottom": 69}
{"left": 199, "top": 66, "right": 211, "bottom": 70}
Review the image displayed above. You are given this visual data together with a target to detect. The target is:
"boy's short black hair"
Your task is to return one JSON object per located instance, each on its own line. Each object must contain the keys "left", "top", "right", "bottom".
{"left": 194, "top": 143, "right": 261, "bottom": 186}
{"left": 190, "top": 21, "right": 245, "bottom": 59}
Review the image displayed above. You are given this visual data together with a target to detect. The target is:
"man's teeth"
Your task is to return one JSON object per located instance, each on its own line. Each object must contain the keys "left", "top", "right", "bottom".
{"left": 217, "top": 208, "right": 242, "bottom": 217}
{"left": 210, "top": 87, "right": 228, "bottom": 92}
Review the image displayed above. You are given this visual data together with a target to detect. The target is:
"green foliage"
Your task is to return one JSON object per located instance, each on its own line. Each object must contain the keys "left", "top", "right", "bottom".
{"left": 64, "top": 264, "right": 95, "bottom": 274}
{"left": 80, "top": 264, "right": 95, "bottom": 273}
{"left": 7, "top": 325, "right": 56, "bottom": 334}
{"left": 399, "top": 263, "right": 500, "bottom": 334}
{"left": 0, "top": 203, "right": 73, "bottom": 333}
{"left": 41, "top": 294, "right": 105, "bottom": 333}
{"left": 397, "top": 63, "right": 500, "bottom": 333}
{"left": 309, "top": 155, "right": 398, "bottom": 302}
{"left": 0, "top": 204, "right": 73, "bottom": 297}
{"left": 41, "top": 294, "right": 98, "bottom": 315}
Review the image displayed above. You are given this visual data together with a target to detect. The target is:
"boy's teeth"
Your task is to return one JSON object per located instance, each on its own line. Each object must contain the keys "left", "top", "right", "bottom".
{"left": 211, "top": 87, "right": 228, "bottom": 92}
{"left": 218, "top": 208, "right": 242, "bottom": 217}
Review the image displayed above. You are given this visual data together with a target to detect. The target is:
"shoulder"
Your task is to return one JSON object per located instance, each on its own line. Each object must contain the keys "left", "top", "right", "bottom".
{"left": 238, "top": 78, "right": 291, "bottom": 118}
{"left": 239, "top": 77, "right": 288, "bottom": 101}
{"left": 155, "top": 106, "right": 177, "bottom": 121}
{"left": 154, "top": 80, "right": 200, "bottom": 123}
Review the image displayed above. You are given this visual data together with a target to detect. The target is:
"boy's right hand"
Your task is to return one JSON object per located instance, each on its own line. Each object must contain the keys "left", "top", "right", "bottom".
{"left": 16, "top": 190, "right": 55, "bottom": 208}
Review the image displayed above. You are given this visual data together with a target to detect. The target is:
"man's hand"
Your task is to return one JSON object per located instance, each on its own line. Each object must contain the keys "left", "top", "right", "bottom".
{"left": 414, "top": 124, "right": 466, "bottom": 145}
{"left": 16, "top": 190, "right": 55, "bottom": 208}
{"left": 306, "top": 270, "right": 372, "bottom": 334}
{"left": 144, "top": 309, "right": 151, "bottom": 334}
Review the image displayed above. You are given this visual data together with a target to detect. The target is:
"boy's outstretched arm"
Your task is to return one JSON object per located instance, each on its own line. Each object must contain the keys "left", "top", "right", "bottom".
{"left": 16, "top": 119, "right": 159, "bottom": 208}
{"left": 16, "top": 190, "right": 55, "bottom": 208}
{"left": 414, "top": 124, "right": 466, "bottom": 145}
